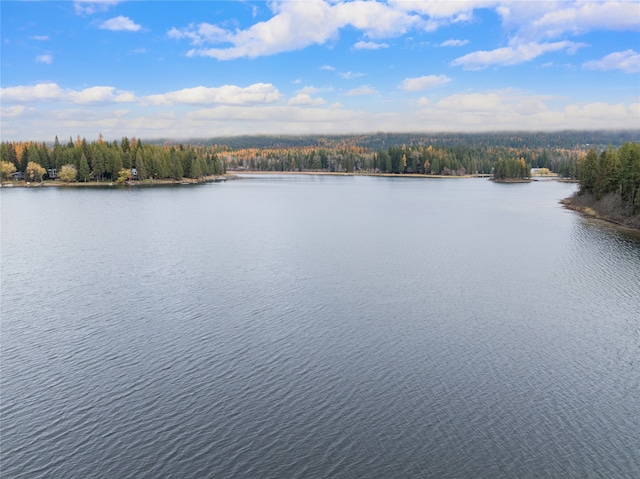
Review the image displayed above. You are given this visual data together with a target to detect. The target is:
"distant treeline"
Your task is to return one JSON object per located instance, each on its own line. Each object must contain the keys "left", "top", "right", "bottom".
{"left": 220, "top": 144, "right": 580, "bottom": 178}
{"left": 177, "top": 130, "right": 639, "bottom": 151}
{"left": 0, "top": 135, "right": 225, "bottom": 182}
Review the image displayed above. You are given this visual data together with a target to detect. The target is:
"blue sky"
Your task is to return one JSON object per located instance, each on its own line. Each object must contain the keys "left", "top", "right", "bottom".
{"left": 1, "top": 0, "right": 639, "bottom": 141}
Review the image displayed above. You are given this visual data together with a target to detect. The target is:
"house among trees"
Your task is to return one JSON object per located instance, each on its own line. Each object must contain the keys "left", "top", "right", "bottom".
{"left": 47, "top": 168, "right": 57, "bottom": 180}
{"left": 130, "top": 168, "right": 138, "bottom": 180}
{"left": 11, "top": 171, "right": 25, "bottom": 181}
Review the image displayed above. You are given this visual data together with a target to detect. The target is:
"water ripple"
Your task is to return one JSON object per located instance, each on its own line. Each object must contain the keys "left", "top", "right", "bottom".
{"left": 1, "top": 179, "right": 639, "bottom": 478}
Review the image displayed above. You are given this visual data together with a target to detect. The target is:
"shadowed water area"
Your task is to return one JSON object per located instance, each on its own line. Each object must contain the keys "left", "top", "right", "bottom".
{"left": 1, "top": 176, "right": 639, "bottom": 478}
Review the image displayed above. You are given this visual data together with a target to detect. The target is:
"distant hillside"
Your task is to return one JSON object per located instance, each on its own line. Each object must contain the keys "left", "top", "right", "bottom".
{"left": 149, "top": 130, "right": 640, "bottom": 151}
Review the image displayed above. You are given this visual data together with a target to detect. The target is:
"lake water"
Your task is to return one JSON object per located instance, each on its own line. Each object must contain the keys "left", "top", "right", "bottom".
{"left": 1, "top": 175, "right": 639, "bottom": 478}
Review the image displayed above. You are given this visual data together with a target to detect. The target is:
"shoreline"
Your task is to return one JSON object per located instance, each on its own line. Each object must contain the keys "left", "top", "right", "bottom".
{"left": 561, "top": 195, "right": 640, "bottom": 232}
{"left": 1, "top": 175, "right": 227, "bottom": 188}
{"left": 229, "top": 170, "right": 492, "bottom": 179}
{"left": 490, "top": 178, "right": 532, "bottom": 183}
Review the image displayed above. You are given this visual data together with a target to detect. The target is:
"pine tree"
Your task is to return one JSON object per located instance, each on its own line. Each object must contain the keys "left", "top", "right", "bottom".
{"left": 135, "top": 149, "right": 147, "bottom": 180}
{"left": 579, "top": 149, "right": 599, "bottom": 195}
{"left": 78, "top": 153, "right": 90, "bottom": 182}
{"left": 91, "top": 148, "right": 105, "bottom": 181}
{"left": 190, "top": 156, "right": 202, "bottom": 178}
{"left": 170, "top": 148, "right": 183, "bottom": 180}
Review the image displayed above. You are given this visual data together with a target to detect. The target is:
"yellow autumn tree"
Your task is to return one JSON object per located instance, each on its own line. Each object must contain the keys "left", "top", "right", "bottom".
{"left": 25, "top": 161, "right": 46, "bottom": 182}
{"left": 1, "top": 161, "right": 16, "bottom": 181}
{"left": 59, "top": 164, "right": 77, "bottom": 182}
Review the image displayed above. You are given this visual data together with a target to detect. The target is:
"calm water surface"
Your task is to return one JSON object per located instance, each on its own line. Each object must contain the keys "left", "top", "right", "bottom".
{"left": 1, "top": 176, "right": 639, "bottom": 478}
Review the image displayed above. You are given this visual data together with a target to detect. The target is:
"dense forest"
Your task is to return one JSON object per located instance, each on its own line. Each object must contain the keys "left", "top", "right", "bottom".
{"left": 1, "top": 132, "right": 638, "bottom": 186}
{"left": 0, "top": 135, "right": 225, "bottom": 183}
{"left": 186, "top": 130, "right": 637, "bottom": 178}
{"left": 1, "top": 136, "right": 566, "bottom": 181}
{"left": 570, "top": 142, "right": 640, "bottom": 225}
{"left": 178, "top": 130, "right": 639, "bottom": 151}
{"left": 216, "top": 143, "right": 584, "bottom": 179}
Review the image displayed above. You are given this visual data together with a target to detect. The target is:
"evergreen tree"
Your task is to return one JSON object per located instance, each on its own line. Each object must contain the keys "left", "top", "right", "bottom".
{"left": 0, "top": 143, "right": 8, "bottom": 163}
{"left": 596, "top": 147, "right": 621, "bottom": 198}
{"left": 170, "top": 148, "right": 183, "bottom": 179}
{"left": 28, "top": 143, "right": 41, "bottom": 167}
{"left": 190, "top": 156, "right": 202, "bottom": 178}
{"left": 53, "top": 136, "right": 63, "bottom": 170}
{"left": 579, "top": 149, "right": 599, "bottom": 196}
{"left": 110, "top": 147, "right": 123, "bottom": 179}
{"left": 91, "top": 148, "right": 105, "bottom": 181}
{"left": 135, "top": 149, "right": 147, "bottom": 180}
{"left": 78, "top": 153, "right": 90, "bottom": 182}
{"left": 618, "top": 142, "right": 640, "bottom": 212}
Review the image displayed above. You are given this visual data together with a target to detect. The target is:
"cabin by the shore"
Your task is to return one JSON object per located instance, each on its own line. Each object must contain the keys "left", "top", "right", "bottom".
{"left": 11, "top": 172, "right": 25, "bottom": 181}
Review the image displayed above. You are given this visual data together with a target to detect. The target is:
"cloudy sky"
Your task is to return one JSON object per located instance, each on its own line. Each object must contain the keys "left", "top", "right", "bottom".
{"left": 1, "top": 0, "right": 639, "bottom": 141}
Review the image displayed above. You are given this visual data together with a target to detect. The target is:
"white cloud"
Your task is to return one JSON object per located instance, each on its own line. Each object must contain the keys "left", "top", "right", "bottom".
{"left": 114, "top": 92, "right": 137, "bottom": 103}
{"left": 399, "top": 75, "right": 451, "bottom": 91}
{"left": 30, "top": 35, "right": 49, "bottom": 41}
{"left": 68, "top": 86, "right": 119, "bottom": 104}
{"left": 1, "top": 105, "right": 28, "bottom": 118}
{"left": 415, "top": 89, "right": 638, "bottom": 131}
{"left": 296, "top": 85, "right": 333, "bottom": 95}
{"left": 0, "top": 83, "right": 136, "bottom": 105}
{"left": 354, "top": 41, "right": 389, "bottom": 50}
{"left": 164, "top": 1, "right": 640, "bottom": 62}
{"left": 171, "top": 0, "right": 423, "bottom": 60}
{"left": 339, "top": 71, "right": 366, "bottom": 80}
{"left": 389, "top": 0, "right": 493, "bottom": 19}
{"left": 452, "top": 41, "right": 586, "bottom": 69}
{"left": 167, "top": 23, "right": 229, "bottom": 45}
{"left": 181, "top": 105, "right": 377, "bottom": 134}
{"left": 1, "top": 83, "right": 64, "bottom": 102}
{"left": 142, "top": 84, "right": 281, "bottom": 106}
{"left": 3, "top": 94, "right": 638, "bottom": 141}
{"left": 346, "top": 85, "right": 378, "bottom": 96}
{"left": 35, "top": 54, "right": 53, "bottom": 64}
{"left": 74, "top": 1, "right": 122, "bottom": 16}
{"left": 100, "top": 16, "right": 142, "bottom": 32}
{"left": 333, "top": 1, "right": 423, "bottom": 38}
{"left": 440, "top": 39, "right": 468, "bottom": 47}
{"left": 288, "top": 93, "right": 326, "bottom": 106}
{"left": 518, "top": 1, "right": 640, "bottom": 42}
{"left": 583, "top": 49, "right": 640, "bottom": 73}
{"left": 0, "top": 82, "right": 282, "bottom": 107}
{"left": 297, "top": 86, "right": 319, "bottom": 95}
{"left": 320, "top": 65, "right": 336, "bottom": 71}
{"left": 434, "top": 90, "right": 521, "bottom": 113}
